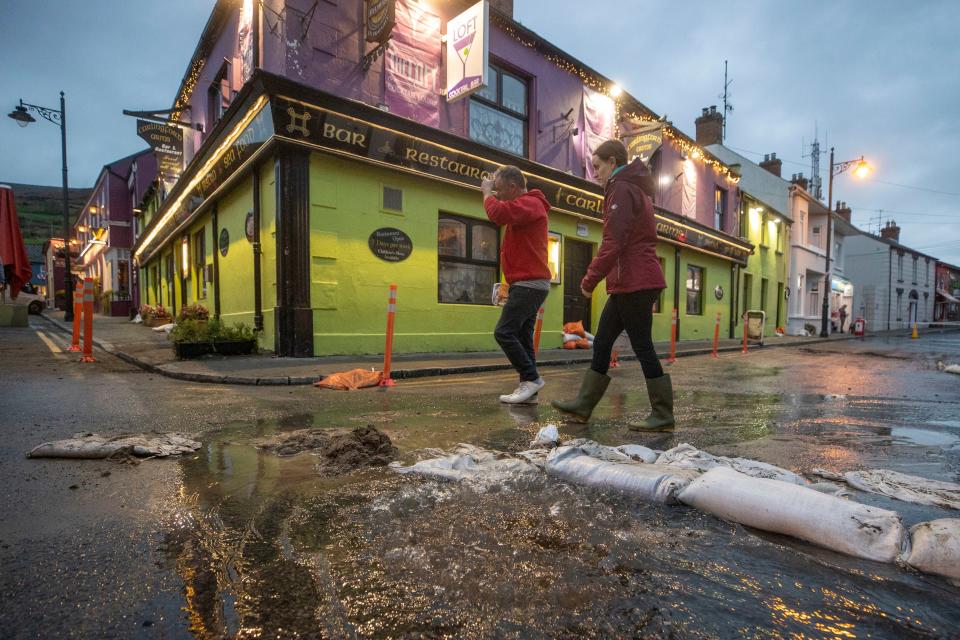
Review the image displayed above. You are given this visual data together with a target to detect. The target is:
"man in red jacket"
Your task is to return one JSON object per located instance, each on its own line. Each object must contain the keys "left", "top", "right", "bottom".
{"left": 482, "top": 166, "right": 551, "bottom": 404}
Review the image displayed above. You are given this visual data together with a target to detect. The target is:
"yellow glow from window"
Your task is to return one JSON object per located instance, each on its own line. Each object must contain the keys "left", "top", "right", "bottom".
{"left": 181, "top": 237, "right": 190, "bottom": 274}
{"left": 547, "top": 233, "right": 561, "bottom": 283}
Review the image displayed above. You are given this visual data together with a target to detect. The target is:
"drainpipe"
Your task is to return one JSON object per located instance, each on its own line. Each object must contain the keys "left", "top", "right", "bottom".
{"left": 211, "top": 204, "right": 220, "bottom": 318}
{"left": 252, "top": 168, "right": 264, "bottom": 332}
{"left": 673, "top": 247, "right": 682, "bottom": 340}
{"left": 729, "top": 264, "right": 737, "bottom": 338}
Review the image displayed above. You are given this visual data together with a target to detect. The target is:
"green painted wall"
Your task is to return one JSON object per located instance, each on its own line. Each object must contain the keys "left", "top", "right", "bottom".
{"left": 739, "top": 196, "right": 790, "bottom": 336}
{"left": 216, "top": 175, "right": 257, "bottom": 334}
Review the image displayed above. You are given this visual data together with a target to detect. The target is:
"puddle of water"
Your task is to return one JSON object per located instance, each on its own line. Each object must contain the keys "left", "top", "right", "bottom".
{"left": 892, "top": 427, "right": 960, "bottom": 447}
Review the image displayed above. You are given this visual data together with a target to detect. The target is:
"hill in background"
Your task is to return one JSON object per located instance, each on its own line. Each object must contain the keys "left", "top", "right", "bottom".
{"left": 1, "top": 182, "right": 92, "bottom": 245}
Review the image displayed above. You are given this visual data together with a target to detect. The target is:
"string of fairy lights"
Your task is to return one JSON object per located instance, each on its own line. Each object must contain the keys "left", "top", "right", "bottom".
{"left": 170, "top": 59, "right": 206, "bottom": 123}
{"left": 493, "top": 14, "right": 740, "bottom": 185}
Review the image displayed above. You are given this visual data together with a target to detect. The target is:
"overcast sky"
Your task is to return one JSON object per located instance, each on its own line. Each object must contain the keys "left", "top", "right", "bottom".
{"left": 2, "top": 1, "right": 958, "bottom": 264}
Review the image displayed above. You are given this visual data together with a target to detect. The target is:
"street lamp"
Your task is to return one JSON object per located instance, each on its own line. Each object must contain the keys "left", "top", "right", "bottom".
{"left": 8, "top": 93, "right": 74, "bottom": 321}
{"left": 820, "top": 147, "right": 871, "bottom": 337}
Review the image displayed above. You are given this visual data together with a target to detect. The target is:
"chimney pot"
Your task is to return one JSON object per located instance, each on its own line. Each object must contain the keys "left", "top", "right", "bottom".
{"left": 702, "top": 107, "right": 709, "bottom": 116}
{"left": 694, "top": 105, "right": 724, "bottom": 145}
{"left": 710, "top": 105, "right": 717, "bottom": 113}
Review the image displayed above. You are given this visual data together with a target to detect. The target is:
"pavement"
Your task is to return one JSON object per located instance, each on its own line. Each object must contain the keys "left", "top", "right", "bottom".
{"left": 39, "top": 308, "right": 887, "bottom": 385}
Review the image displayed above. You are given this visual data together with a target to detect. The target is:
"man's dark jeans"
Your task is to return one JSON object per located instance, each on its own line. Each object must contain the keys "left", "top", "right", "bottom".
{"left": 494, "top": 285, "right": 548, "bottom": 382}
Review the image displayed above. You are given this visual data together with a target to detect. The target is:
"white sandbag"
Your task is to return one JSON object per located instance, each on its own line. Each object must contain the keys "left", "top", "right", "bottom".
{"left": 530, "top": 424, "right": 559, "bottom": 448}
{"left": 389, "top": 444, "right": 537, "bottom": 483}
{"left": 677, "top": 467, "right": 907, "bottom": 563}
{"left": 843, "top": 469, "right": 960, "bottom": 510}
{"left": 545, "top": 446, "right": 697, "bottom": 504}
{"left": 904, "top": 519, "right": 960, "bottom": 580}
{"left": 28, "top": 432, "right": 201, "bottom": 459}
{"left": 563, "top": 439, "right": 658, "bottom": 464}
{"left": 936, "top": 361, "right": 960, "bottom": 375}
{"left": 657, "top": 443, "right": 806, "bottom": 485}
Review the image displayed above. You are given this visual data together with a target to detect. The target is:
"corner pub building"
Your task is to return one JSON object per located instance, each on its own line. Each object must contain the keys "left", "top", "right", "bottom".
{"left": 133, "top": 0, "right": 751, "bottom": 357}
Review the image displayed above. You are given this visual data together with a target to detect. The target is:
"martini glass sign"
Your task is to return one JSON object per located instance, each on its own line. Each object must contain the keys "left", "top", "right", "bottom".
{"left": 446, "top": 5, "right": 485, "bottom": 101}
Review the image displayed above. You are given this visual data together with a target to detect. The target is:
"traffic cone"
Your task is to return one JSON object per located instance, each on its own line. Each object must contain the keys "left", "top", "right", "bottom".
{"left": 911, "top": 322, "right": 919, "bottom": 339}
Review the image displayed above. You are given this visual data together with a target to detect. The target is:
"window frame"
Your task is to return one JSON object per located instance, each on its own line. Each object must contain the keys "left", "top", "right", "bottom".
{"left": 468, "top": 61, "right": 529, "bottom": 157}
{"left": 193, "top": 228, "right": 206, "bottom": 299}
{"left": 437, "top": 212, "right": 500, "bottom": 306}
{"left": 686, "top": 264, "right": 704, "bottom": 316}
{"left": 714, "top": 186, "right": 727, "bottom": 231}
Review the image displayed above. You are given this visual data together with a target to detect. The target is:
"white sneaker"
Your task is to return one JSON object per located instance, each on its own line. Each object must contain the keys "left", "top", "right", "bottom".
{"left": 499, "top": 378, "right": 544, "bottom": 404}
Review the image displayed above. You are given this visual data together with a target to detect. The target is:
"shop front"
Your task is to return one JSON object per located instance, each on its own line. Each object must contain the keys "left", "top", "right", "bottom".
{"left": 134, "top": 72, "right": 750, "bottom": 356}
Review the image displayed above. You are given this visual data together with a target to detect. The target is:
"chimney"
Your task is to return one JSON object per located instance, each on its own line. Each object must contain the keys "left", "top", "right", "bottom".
{"left": 759, "top": 152, "right": 782, "bottom": 177}
{"left": 835, "top": 200, "right": 852, "bottom": 223}
{"left": 489, "top": 0, "right": 514, "bottom": 17}
{"left": 694, "top": 105, "right": 723, "bottom": 146}
{"left": 790, "top": 172, "right": 809, "bottom": 192}
{"left": 880, "top": 219, "right": 901, "bottom": 242}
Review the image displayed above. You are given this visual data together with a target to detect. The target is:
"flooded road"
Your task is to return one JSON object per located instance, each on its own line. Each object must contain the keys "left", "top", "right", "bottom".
{"left": 2, "top": 329, "right": 960, "bottom": 638}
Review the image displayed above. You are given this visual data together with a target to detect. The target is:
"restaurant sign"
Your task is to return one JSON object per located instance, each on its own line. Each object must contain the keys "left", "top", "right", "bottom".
{"left": 655, "top": 216, "right": 750, "bottom": 265}
{"left": 272, "top": 95, "right": 605, "bottom": 220}
{"left": 136, "top": 120, "right": 184, "bottom": 180}
{"left": 445, "top": 1, "right": 488, "bottom": 102}
{"left": 365, "top": 0, "right": 396, "bottom": 44}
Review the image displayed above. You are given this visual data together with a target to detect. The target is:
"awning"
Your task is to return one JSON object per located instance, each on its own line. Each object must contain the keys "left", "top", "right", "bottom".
{"left": 937, "top": 289, "right": 960, "bottom": 303}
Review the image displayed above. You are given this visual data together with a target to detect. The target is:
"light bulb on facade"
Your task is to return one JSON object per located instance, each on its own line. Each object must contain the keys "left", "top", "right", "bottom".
{"left": 609, "top": 84, "right": 623, "bottom": 98}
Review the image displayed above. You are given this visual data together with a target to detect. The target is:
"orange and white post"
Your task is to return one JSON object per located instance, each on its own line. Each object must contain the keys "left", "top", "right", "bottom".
{"left": 68, "top": 280, "right": 82, "bottom": 352}
{"left": 742, "top": 312, "right": 749, "bottom": 354}
{"left": 712, "top": 311, "right": 721, "bottom": 358}
{"left": 379, "top": 283, "right": 398, "bottom": 386}
{"left": 80, "top": 277, "right": 96, "bottom": 363}
{"left": 668, "top": 307, "right": 678, "bottom": 364}
{"left": 533, "top": 306, "right": 545, "bottom": 355}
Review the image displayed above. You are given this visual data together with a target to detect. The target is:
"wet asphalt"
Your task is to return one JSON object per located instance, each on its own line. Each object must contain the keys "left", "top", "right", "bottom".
{"left": 1, "top": 320, "right": 959, "bottom": 639}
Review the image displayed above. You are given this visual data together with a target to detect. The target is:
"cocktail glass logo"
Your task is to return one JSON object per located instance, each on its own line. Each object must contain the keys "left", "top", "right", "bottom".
{"left": 448, "top": 14, "right": 481, "bottom": 99}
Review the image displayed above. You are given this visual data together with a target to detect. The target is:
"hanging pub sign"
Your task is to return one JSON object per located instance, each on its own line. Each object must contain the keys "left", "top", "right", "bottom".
{"left": 369, "top": 227, "right": 413, "bottom": 262}
{"left": 445, "top": 0, "right": 488, "bottom": 102}
{"left": 623, "top": 122, "right": 663, "bottom": 165}
{"left": 136, "top": 120, "right": 184, "bottom": 180}
{"left": 245, "top": 211, "right": 255, "bottom": 242}
{"left": 366, "top": 0, "right": 396, "bottom": 44}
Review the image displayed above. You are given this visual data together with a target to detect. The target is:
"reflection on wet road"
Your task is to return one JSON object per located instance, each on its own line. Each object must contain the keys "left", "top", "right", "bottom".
{"left": 159, "top": 333, "right": 960, "bottom": 638}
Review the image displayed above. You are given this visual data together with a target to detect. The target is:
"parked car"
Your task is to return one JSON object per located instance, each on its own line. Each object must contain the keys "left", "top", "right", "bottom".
{"left": 2, "top": 282, "right": 45, "bottom": 314}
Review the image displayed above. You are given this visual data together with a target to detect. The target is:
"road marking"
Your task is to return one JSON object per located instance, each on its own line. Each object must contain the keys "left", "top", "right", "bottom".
{"left": 35, "top": 329, "right": 64, "bottom": 354}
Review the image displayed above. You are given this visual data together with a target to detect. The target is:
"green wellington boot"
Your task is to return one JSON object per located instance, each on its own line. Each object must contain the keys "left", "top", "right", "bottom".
{"left": 629, "top": 374, "right": 675, "bottom": 431}
{"left": 551, "top": 369, "right": 611, "bottom": 422}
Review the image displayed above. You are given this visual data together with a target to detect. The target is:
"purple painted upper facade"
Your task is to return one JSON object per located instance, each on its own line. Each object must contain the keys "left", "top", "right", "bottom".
{"left": 174, "top": 0, "right": 738, "bottom": 234}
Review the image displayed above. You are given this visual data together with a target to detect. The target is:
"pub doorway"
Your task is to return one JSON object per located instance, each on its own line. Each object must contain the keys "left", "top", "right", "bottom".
{"left": 563, "top": 238, "right": 593, "bottom": 332}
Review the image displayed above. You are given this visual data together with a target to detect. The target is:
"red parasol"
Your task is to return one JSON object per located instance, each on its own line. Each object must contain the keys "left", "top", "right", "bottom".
{"left": 0, "top": 184, "right": 32, "bottom": 299}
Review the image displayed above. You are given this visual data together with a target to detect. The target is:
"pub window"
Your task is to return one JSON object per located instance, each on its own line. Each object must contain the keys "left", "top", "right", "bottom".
{"left": 117, "top": 260, "right": 129, "bottom": 296}
{"left": 151, "top": 264, "right": 159, "bottom": 304}
{"left": 438, "top": 213, "right": 499, "bottom": 305}
{"left": 897, "top": 254, "right": 904, "bottom": 281}
{"left": 469, "top": 63, "right": 528, "bottom": 157}
{"left": 912, "top": 256, "right": 918, "bottom": 284}
{"left": 761, "top": 215, "right": 769, "bottom": 247}
{"left": 714, "top": 187, "right": 727, "bottom": 231}
{"left": 653, "top": 257, "right": 666, "bottom": 313}
{"left": 206, "top": 62, "right": 231, "bottom": 132}
{"left": 193, "top": 229, "right": 207, "bottom": 299}
{"left": 686, "top": 265, "right": 704, "bottom": 315}
{"left": 739, "top": 201, "right": 748, "bottom": 240}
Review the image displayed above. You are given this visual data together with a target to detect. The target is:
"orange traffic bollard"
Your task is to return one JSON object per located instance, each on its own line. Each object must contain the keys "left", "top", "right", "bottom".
{"left": 742, "top": 312, "right": 749, "bottom": 354}
{"left": 533, "top": 306, "right": 545, "bottom": 355}
{"left": 81, "top": 277, "right": 96, "bottom": 362}
{"left": 379, "top": 283, "right": 397, "bottom": 386}
{"left": 911, "top": 322, "right": 919, "bottom": 339}
{"left": 712, "top": 311, "right": 721, "bottom": 358}
{"left": 68, "top": 280, "right": 82, "bottom": 352}
{"left": 668, "top": 307, "right": 678, "bottom": 364}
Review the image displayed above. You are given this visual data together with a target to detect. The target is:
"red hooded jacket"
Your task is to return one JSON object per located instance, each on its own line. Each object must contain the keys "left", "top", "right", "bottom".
{"left": 484, "top": 189, "right": 551, "bottom": 284}
{"left": 581, "top": 159, "right": 666, "bottom": 295}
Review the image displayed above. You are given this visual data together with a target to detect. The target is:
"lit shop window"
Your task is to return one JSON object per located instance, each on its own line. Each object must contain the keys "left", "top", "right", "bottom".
{"left": 686, "top": 265, "right": 704, "bottom": 315}
{"left": 469, "top": 64, "right": 528, "bottom": 157}
{"left": 547, "top": 232, "right": 561, "bottom": 284}
{"left": 438, "top": 213, "right": 499, "bottom": 305}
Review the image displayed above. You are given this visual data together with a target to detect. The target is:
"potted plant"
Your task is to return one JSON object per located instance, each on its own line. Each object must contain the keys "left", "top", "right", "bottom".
{"left": 178, "top": 303, "right": 209, "bottom": 323}
{"left": 141, "top": 303, "right": 172, "bottom": 328}
{"left": 169, "top": 318, "right": 213, "bottom": 359}
{"left": 209, "top": 319, "right": 258, "bottom": 355}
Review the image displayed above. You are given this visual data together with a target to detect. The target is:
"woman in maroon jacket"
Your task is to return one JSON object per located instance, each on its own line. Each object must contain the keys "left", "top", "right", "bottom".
{"left": 552, "top": 139, "right": 674, "bottom": 430}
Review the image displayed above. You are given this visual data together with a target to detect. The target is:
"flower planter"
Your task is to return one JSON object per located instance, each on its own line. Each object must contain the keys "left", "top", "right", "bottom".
{"left": 173, "top": 341, "right": 213, "bottom": 359}
{"left": 213, "top": 339, "right": 257, "bottom": 356}
{"left": 144, "top": 316, "right": 172, "bottom": 328}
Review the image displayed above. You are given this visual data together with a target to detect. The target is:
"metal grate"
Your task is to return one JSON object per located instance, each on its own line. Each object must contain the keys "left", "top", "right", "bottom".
{"left": 382, "top": 185, "right": 403, "bottom": 212}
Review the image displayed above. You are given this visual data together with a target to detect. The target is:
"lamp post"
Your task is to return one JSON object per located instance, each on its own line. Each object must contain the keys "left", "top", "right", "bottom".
{"left": 820, "top": 147, "right": 871, "bottom": 337}
{"left": 8, "top": 93, "right": 74, "bottom": 321}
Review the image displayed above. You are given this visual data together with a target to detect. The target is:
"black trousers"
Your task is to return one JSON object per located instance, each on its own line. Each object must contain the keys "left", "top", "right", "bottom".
{"left": 494, "top": 285, "right": 548, "bottom": 381}
{"left": 591, "top": 289, "right": 664, "bottom": 379}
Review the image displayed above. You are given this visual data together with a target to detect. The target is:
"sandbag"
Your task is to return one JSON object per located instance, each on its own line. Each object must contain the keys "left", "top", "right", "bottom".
{"left": 314, "top": 368, "right": 383, "bottom": 390}
{"left": 545, "top": 446, "right": 697, "bottom": 504}
{"left": 844, "top": 469, "right": 960, "bottom": 510}
{"left": 389, "top": 444, "right": 537, "bottom": 483}
{"left": 678, "top": 467, "right": 907, "bottom": 563}
{"left": 657, "top": 443, "right": 805, "bottom": 485}
{"left": 904, "top": 519, "right": 960, "bottom": 580}
{"left": 564, "top": 439, "right": 658, "bottom": 464}
{"left": 28, "top": 432, "right": 201, "bottom": 459}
